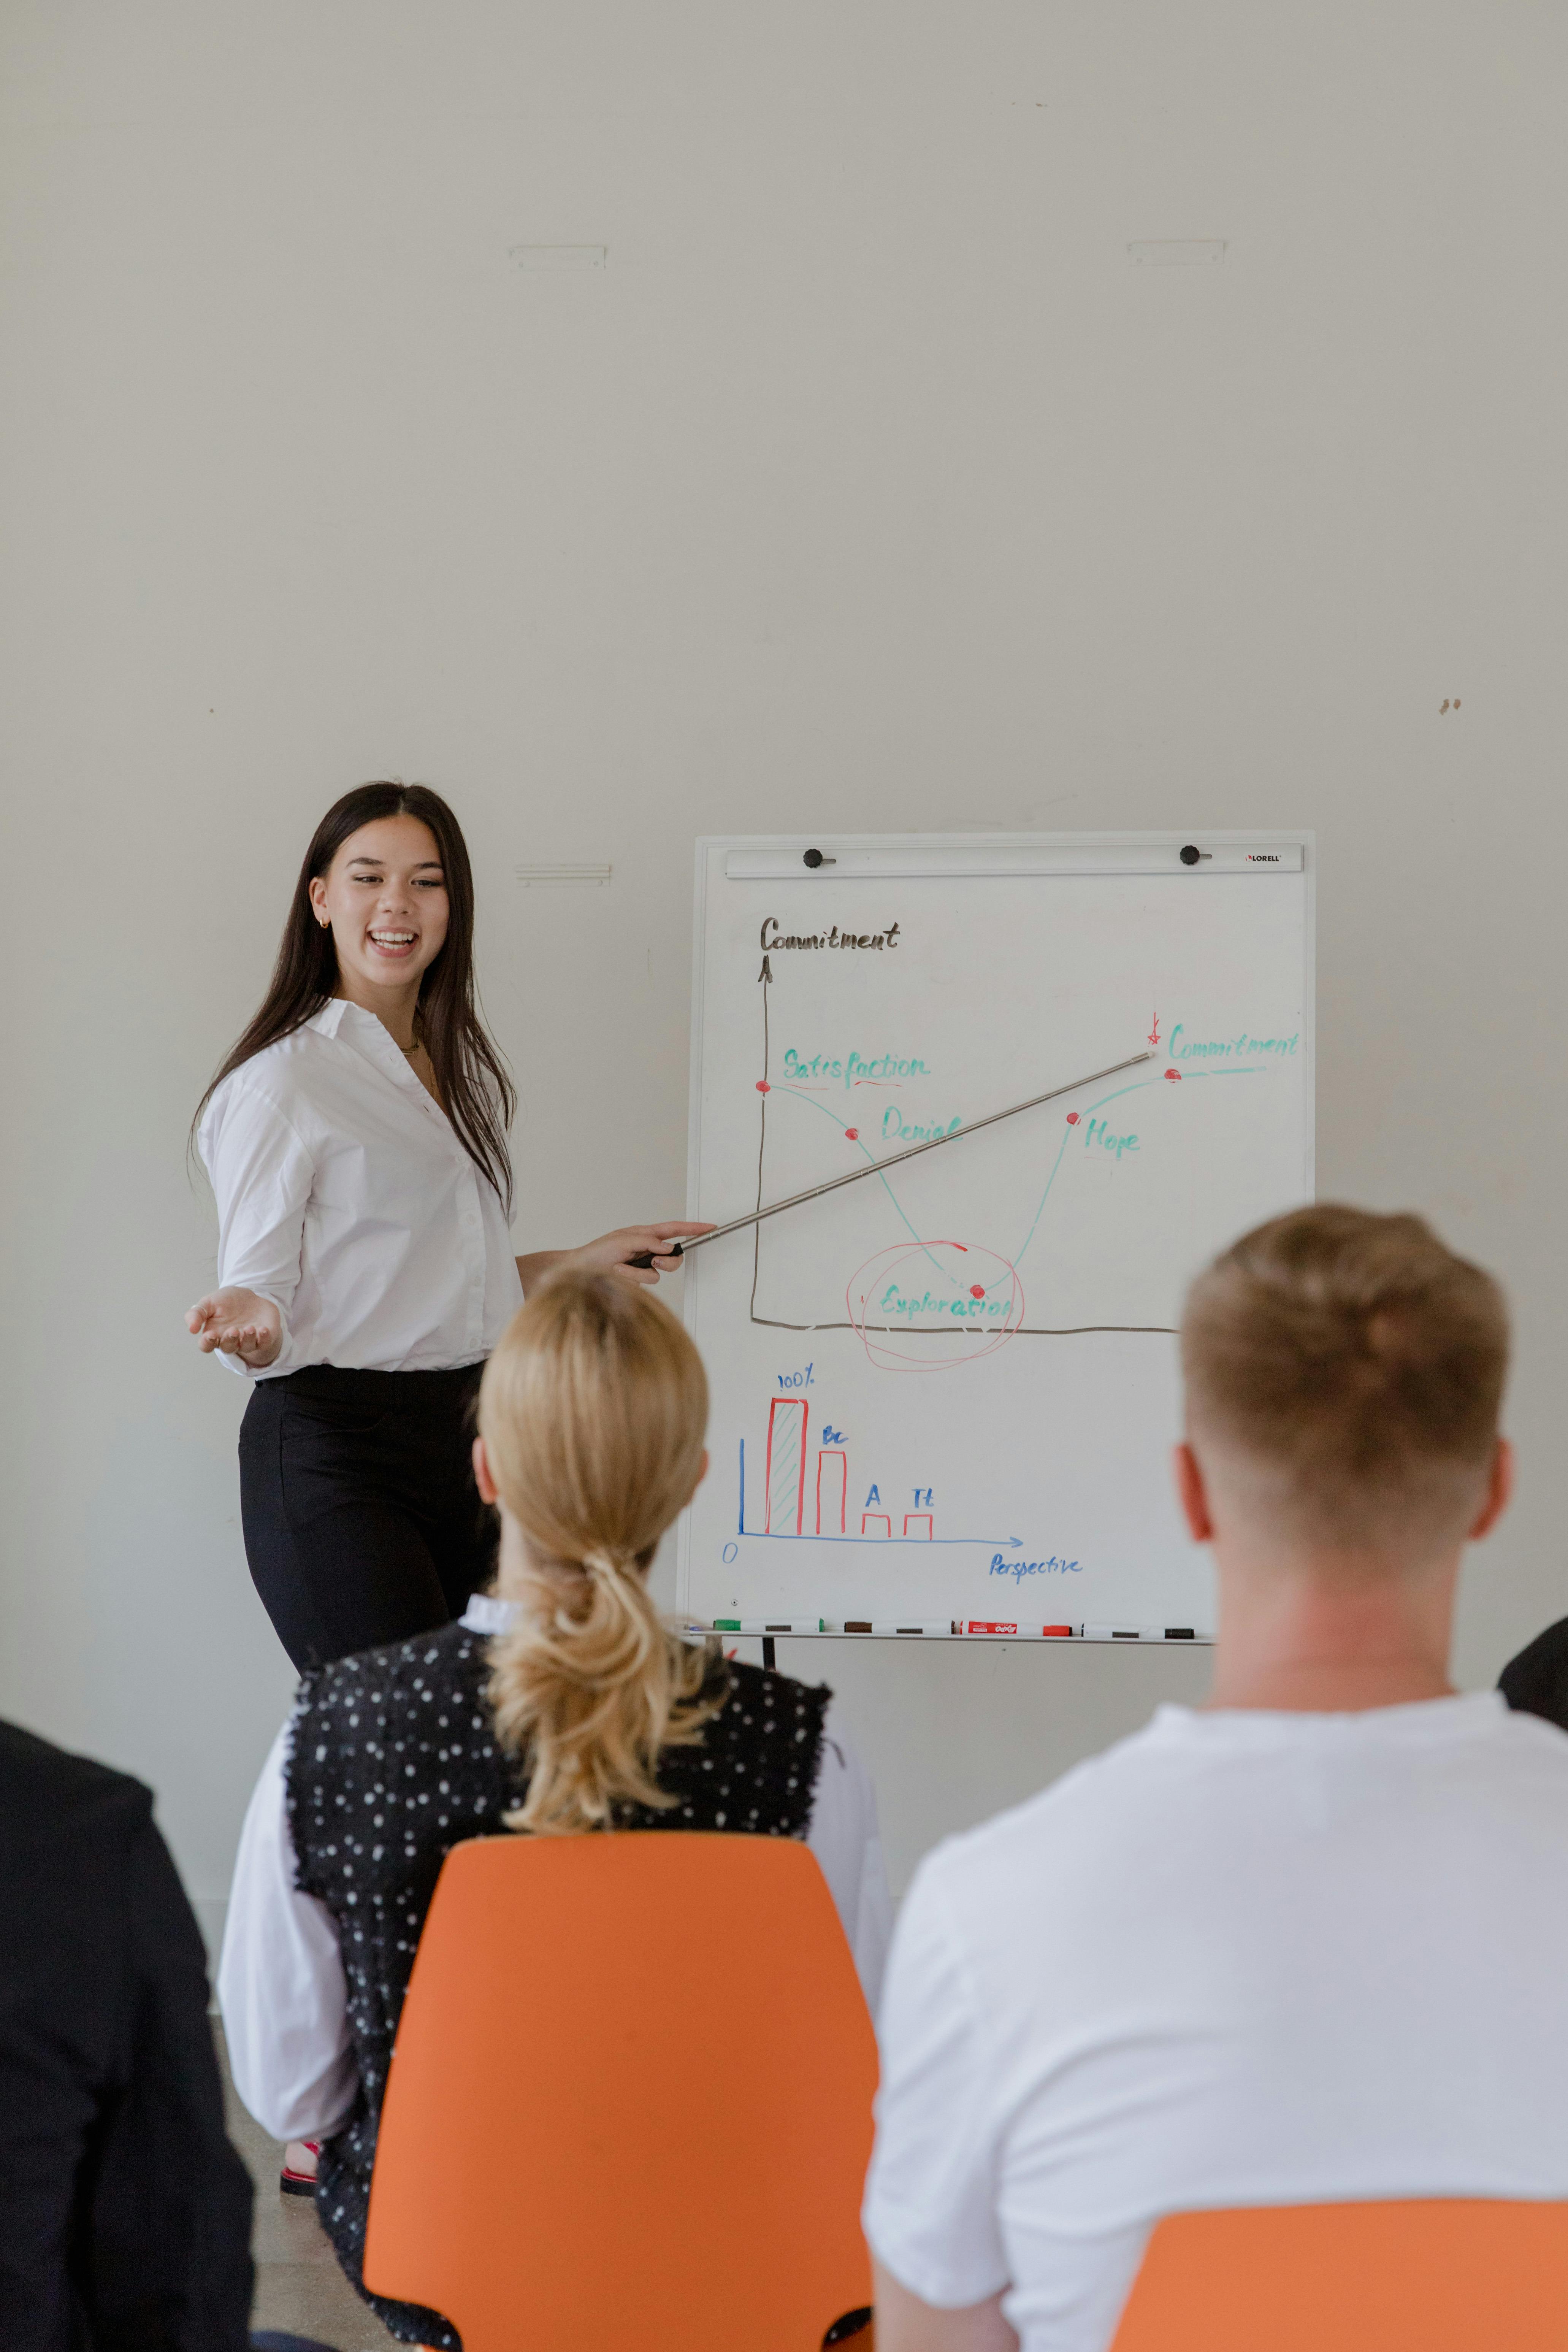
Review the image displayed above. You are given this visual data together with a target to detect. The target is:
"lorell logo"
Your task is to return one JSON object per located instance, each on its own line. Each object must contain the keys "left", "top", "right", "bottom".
{"left": 1246, "top": 852, "right": 1281, "bottom": 863}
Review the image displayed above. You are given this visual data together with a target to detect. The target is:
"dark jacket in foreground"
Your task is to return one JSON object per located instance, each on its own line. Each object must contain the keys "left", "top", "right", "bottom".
{"left": 0, "top": 1720, "right": 254, "bottom": 2352}
{"left": 288, "top": 1622, "right": 831, "bottom": 2348}
{"left": 1500, "top": 1615, "right": 1568, "bottom": 1731}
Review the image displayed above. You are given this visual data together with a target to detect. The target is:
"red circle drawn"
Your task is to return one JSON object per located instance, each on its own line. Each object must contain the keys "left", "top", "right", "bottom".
{"left": 846, "top": 1241, "right": 1024, "bottom": 1373}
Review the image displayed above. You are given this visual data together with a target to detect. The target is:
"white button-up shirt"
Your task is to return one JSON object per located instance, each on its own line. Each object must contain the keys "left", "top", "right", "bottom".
{"left": 197, "top": 999, "right": 522, "bottom": 1377}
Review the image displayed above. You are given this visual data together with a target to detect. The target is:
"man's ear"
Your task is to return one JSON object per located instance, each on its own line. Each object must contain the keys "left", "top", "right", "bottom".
{"left": 472, "top": 1434, "right": 499, "bottom": 1506}
{"left": 1468, "top": 1435, "right": 1514, "bottom": 1542}
{"left": 1173, "top": 1441, "right": 1215, "bottom": 1543}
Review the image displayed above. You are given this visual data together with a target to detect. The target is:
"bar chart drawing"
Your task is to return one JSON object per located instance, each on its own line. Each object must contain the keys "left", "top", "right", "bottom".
{"left": 744, "top": 1401, "right": 1018, "bottom": 1546}
{"left": 816, "top": 1450, "right": 847, "bottom": 1534}
{"left": 764, "top": 1398, "right": 808, "bottom": 1535}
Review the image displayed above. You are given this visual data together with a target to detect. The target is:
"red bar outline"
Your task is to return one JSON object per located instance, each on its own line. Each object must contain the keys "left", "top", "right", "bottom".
{"left": 816, "top": 1450, "right": 847, "bottom": 1535}
{"left": 764, "top": 1397, "right": 809, "bottom": 1535}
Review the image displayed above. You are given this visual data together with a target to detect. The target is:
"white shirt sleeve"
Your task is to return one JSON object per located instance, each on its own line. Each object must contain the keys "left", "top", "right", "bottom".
{"left": 199, "top": 1080, "right": 315, "bottom": 1378}
{"left": 861, "top": 1849, "right": 1011, "bottom": 2310}
{"left": 220, "top": 1683, "right": 893, "bottom": 2144}
{"left": 805, "top": 1699, "right": 894, "bottom": 2017}
{"left": 218, "top": 1719, "right": 359, "bottom": 2143}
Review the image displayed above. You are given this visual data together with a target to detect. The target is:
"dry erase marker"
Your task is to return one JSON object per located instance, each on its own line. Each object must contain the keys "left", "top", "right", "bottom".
{"left": 967, "top": 1620, "right": 1019, "bottom": 1636}
{"left": 1041, "top": 1624, "right": 1077, "bottom": 1638}
{"left": 712, "top": 1618, "right": 824, "bottom": 1634}
{"left": 1083, "top": 1624, "right": 1146, "bottom": 1641}
{"left": 870, "top": 1621, "right": 954, "bottom": 1635}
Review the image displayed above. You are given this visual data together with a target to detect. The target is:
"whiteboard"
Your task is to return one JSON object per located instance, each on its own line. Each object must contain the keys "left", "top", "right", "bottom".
{"left": 677, "top": 835, "right": 1313, "bottom": 1644}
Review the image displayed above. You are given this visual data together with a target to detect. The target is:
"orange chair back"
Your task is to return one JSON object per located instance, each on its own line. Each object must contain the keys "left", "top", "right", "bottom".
{"left": 362, "top": 1831, "right": 878, "bottom": 2352}
{"left": 1110, "top": 2198, "right": 1568, "bottom": 2352}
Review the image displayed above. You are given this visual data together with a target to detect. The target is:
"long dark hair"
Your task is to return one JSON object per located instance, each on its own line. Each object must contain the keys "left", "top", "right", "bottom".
{"left": 193, "top": 782, "right": 516, "bottom": 1211}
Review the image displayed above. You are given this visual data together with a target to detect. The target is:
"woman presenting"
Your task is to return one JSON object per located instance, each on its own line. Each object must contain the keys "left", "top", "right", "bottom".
{"left": 187, "top": 780, "right": 705, "bottom": 1672}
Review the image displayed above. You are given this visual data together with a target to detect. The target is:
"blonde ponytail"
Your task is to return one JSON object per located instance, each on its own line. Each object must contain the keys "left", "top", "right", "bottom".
{"left": 479, "top": 1270, "right": 722, "bottom": 1835}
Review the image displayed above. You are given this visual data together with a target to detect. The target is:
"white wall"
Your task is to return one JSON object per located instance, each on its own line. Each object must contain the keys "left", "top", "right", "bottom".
{"left": 4, "top": 0, "right": 1565, "bottom": 1932}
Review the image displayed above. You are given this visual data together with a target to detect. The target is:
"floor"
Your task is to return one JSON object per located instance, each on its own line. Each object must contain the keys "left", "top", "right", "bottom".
{"left": 216, "top": 2024, "right": 398, "bottom": 2351}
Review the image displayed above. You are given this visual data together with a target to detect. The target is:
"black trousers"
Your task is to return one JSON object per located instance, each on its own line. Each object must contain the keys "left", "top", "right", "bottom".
{"left": 238, "top": 1364, "right": 495, "bottom": 1672}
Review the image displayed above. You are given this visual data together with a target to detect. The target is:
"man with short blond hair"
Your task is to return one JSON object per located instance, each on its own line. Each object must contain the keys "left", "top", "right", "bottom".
{"left": 866, "top": 1205, "right": 1568, "bottom": 2352}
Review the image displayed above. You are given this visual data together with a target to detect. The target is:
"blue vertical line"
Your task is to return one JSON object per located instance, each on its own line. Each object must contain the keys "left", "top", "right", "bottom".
{"left": 738, "top": 1438, "right": 745, "bottom": 1536}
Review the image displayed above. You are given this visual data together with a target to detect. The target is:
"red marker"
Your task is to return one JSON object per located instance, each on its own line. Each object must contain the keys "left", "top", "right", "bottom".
{"left": 1042, "top": 1624, "right": 1074, "bottom": 1638}
{"left": 1066, "top": 1112, "right": 1079, "bottom": 1124}
{"left": 968, "top": 1621, "right": 1019, "bottom": 1637}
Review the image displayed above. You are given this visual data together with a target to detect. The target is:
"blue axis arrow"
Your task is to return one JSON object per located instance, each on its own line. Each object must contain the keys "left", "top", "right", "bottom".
{"left": 742, "top": 1531, "right": 1025, "bottom": 1548}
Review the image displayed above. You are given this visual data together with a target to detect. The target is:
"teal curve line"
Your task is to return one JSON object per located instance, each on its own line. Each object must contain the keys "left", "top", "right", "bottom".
{"left": 775, "top": 1085, "right": 951, "bottom": 1281}
{"left": 775, "top": 1065, "right": 1270, "bottom": 1310}
{"left": 996, "top": 1065, "right": 1267, "bottom": 1292}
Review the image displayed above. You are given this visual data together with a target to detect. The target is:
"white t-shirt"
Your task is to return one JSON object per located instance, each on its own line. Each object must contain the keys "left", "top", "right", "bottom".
{"left": 198, "top": 998, "right": 522, "bottom": 1376}
{"left": 864, "top": 1692, "right": 1568, "bottom": 2352}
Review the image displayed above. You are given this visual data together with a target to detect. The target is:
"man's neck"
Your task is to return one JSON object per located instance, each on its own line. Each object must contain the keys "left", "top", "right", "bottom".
{"left": 1205, "top": 1548, "right": 1461, "bottom": 1714}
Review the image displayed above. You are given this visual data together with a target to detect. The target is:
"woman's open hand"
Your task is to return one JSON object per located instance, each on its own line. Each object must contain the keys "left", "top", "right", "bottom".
{"left": 567, "top": 1224, "right": 716, "bottom": 1288}
{"left": 186, "top": 1287, "right": 284, "bottom": 1367}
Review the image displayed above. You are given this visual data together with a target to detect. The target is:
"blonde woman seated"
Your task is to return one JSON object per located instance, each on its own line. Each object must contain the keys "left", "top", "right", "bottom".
{"left": 220, "top": 1270, "right": 892, "bottom": 2349}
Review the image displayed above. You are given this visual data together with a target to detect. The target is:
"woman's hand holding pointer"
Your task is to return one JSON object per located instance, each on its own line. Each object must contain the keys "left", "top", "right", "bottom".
{"left": 516, "top": 1223, "right": 714, "bottom": 1296}
{"left": 187, "top": 1287, "right": 284, "bottom": 1368}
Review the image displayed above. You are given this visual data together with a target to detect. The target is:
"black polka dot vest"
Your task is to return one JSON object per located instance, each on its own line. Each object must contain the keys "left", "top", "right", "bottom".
{"left": 286, "top": 1621, "right": 831, "bottom": 2348}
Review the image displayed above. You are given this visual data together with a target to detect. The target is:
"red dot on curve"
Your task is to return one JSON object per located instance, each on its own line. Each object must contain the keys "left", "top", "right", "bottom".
{"left": 970, "top": 1285, "right": 985, "bottom": 1299}
{"left": 845, "top": 1127, "right": 858, "bottom": 1140}
{"left": 756, "top": 1080, "right": 770, "bottom": 1093}
{"left": 1164, "top": 1068, "right": 1182, "bottom": 1082}
{"left": 1065, "top": 1112, "right": 1079, "bottom": 1124}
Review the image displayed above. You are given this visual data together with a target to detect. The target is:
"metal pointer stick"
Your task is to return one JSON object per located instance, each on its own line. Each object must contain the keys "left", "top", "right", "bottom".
{"left": 628, "top": 1048, "right": 1157, "bottom": 1266}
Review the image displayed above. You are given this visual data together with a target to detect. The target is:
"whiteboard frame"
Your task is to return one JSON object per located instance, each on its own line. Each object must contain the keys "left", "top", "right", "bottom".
{"left": 676, "top": 830, "right": 1316, "bottom": 1637}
